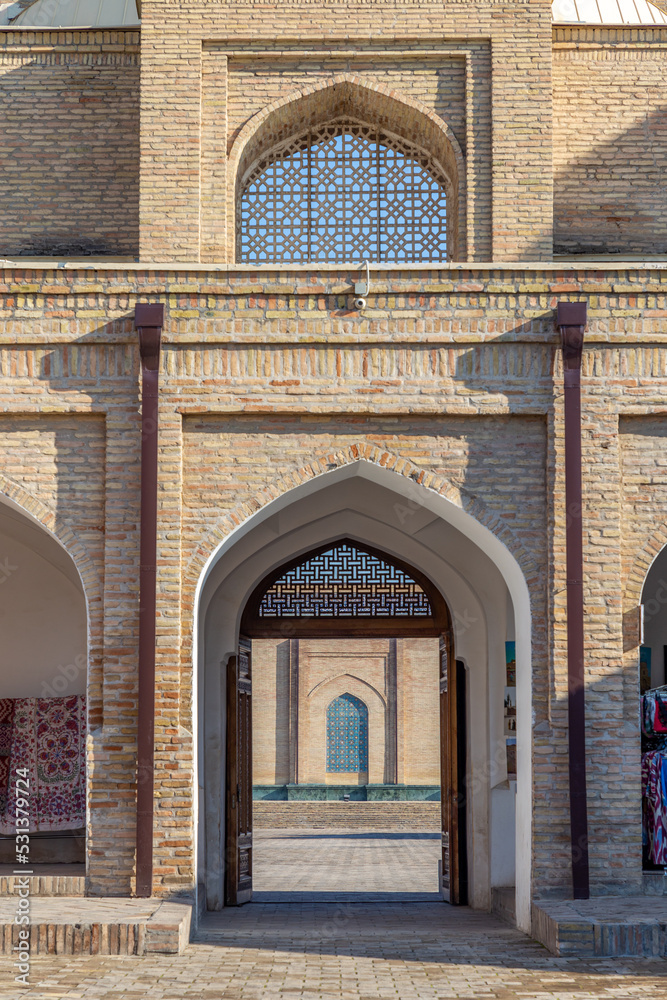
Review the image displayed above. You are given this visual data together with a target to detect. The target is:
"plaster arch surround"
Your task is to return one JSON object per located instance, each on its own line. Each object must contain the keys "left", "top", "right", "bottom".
{"left": 195, "top": 461, "right": 532, "bottom": 930}
{"left": 0, "top": 495, "right": 87, "bottom": 698}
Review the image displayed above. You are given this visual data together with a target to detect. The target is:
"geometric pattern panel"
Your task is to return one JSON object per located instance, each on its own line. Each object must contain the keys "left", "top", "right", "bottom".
{"left": 239, "top": 118, "right": 448, "bottom": 264}
{"left": 326, "top": 693, "right": 369, "bottom": 772}
{"left": 258, "top": 542, "right": 433, "bottom": 618}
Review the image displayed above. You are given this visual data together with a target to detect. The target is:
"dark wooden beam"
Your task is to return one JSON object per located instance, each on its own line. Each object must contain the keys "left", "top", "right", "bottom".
{"left": 557, "top": 300, "right": 590, "bottom": 901}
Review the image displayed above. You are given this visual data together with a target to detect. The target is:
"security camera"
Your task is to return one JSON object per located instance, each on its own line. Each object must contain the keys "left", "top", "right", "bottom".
{"left": 354, "top": 297, "right": 366, "bottom": 310}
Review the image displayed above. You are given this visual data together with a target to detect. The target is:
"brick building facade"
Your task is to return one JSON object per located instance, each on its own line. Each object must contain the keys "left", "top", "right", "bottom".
{"left": 252, "top": 638, "right": 440, "bottom": 791}
{"left": 0, "top": 0, "right": 667, "bottom": 937}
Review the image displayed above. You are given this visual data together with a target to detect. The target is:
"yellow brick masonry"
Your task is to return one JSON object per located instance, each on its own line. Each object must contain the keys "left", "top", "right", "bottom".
{"left": 140, "top": 0, "right": 553, "bottom": 263}
{"left": 2, "top": 22, "right": 666, "bottom": 263}
{"left": 553, "top": 26, "right": 667, "bottom": 255}
{"left": 0, "top": 263, "right": 667, "bottom": 899}
{"left": 0, "top": 30, "right": 140, "bottom": 258}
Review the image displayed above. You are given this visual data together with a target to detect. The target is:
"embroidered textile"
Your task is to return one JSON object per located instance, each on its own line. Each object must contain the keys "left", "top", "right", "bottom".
{"left": 0, "top": 696, "right": 86, "bottom": 834}
{"left": 0, "top": 699, "right": 13, "bottom": 822}
{"left": 642, "top": 750, "right": 667, "bottom": 865}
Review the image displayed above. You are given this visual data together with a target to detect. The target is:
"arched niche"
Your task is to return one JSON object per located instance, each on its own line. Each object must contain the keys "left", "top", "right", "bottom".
{"left": 0, "top": 495, "right": 88, "bottom": 865}
{"left": 0, "top": 498, "right": 86, "bottom": 698}
{"left": 229, "top": 77, "right": 466, "bottom": 262}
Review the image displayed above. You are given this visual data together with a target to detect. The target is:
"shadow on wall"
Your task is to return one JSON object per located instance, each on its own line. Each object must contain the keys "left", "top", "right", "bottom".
{"left": 34, "top": 319, "right": 141, "bottom": 729}
{"left": 553, "top": 104, "right": 667, "bottom": 255}
{"left": 0, "top": 53, "right": 140, "bottom": 257}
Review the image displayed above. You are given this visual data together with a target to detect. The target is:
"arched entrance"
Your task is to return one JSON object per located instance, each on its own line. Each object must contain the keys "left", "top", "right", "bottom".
{"left": 194, "top": 460, "right": 533, "bottom": 928}
{"left": 226, "top": 539, "right": 465, "bottom": 907}
{"left": 639, "top": 543, "right": 667, "bottom": 874}
{"left": 0, "top": 494, "right": 88, "bottom": 866}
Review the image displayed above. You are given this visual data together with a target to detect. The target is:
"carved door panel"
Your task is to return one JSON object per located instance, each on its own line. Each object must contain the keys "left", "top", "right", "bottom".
{"left": 440, "top": 632, "right": 467, "bottom": 905}
{"left": 225, "top": 636, "right": 252, "bottom": 906}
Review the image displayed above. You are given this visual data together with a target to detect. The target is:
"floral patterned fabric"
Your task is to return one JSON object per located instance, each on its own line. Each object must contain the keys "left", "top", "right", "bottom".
{"left": 0, "top": 699, "right": 14, "bottom": 822}
{"left": 0, "top": 695, "right": 86, "bottom": 834}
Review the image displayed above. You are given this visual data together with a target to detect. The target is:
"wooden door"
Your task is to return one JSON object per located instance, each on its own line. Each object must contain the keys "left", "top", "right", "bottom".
{"left": 225, "top": 636, "right": 253, "bottom": 906}
{"left": 440, "top": 633, "right": 467, "bottom": 904}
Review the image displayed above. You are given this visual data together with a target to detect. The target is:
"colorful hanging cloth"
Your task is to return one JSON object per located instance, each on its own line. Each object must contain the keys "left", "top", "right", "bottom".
{"left": 642, "top": 750, "right": 667, "bottom": 865}
{"left": 0, "top": 699, "right": 14, "bottom": 824}
{"left": 0, "top": 695, "right": 86, "bottom": 835}
{"left": 641, "top": 688, "right": 667, "bottom": 735}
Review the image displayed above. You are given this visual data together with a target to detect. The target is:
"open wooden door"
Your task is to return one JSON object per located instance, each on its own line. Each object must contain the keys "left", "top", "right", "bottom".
{"left": 225, "top": 636, "right": 253, "bottom": 906}
{"left": 440, "top": 633, "right": 468, "bottom": 904}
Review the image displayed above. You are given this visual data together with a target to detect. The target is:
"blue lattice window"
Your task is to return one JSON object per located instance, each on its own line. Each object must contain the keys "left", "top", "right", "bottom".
{"left": 238, "top": 119, "right": 448, "bottom": 265}
{"left": 258, "top": 542, "right": 432, "bottom": 619}
{"left": 326, "top": 694, "right": 369, "bottom": 773}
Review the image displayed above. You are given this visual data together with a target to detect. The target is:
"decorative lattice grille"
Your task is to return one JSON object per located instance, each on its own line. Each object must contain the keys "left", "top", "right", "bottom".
{"left": 257, "top": 543, "right": 433, "bottom": 618}
{"left": 326, "top": 693, "right": 369, "bottom": 773}
{"left": 239, "top": 118, "right": 448, "bottom": 264}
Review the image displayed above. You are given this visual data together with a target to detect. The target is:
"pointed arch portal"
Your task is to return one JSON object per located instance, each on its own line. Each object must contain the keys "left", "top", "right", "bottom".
{"left": 196, "top": 459, "right": 533, "bottom": 930}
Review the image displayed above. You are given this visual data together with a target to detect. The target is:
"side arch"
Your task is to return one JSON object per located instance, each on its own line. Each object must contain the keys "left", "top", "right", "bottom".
{"left": 228, "top": 75, "right": 466, "bottom": 261}
{"left": 0, "top": 476, "right": 104, "bottom": 728}
{"left": 0, "top": 474, "right": 102, "bottom": 613}
{"left": 623, "top": 521, "right": 667, "bottom": 614}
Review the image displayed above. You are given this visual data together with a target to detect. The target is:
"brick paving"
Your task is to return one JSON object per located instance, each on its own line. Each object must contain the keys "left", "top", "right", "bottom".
{"left": 253, "top": 829, "right": 441, "bottom": 900}
{"left": 0, "top": 901, "right": 665, "bottom": 999}
{"left": 0, "top": 833, "right": 665, "bottom": 998}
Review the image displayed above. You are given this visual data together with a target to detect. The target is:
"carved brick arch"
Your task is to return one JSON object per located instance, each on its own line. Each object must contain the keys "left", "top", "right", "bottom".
{"left": 186, "top": 445, "right": 538, "bottom": 609}
{"left": 228, "top": 75, "right": 466, "bottom": 261}
{"left": 0, "top": 474, "right": 103, "bottom": 724}
{"left": 623, "top": 523, "right": 667, "bottom": 615}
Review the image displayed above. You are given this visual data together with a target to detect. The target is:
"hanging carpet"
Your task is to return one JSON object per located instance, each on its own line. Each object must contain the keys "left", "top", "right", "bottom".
{"left": 0, "top": 695, "right": 86, "bottom": 834}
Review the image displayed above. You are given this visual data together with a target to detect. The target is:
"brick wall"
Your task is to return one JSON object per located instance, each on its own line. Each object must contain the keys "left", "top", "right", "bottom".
{"left": 141, "top": 0, "right": 553, "bottom": 263}
{"left": 253, "top": 800, "right": 440, "bottom": 830}
{"left": 252, "top": 638, "right": 441, "bottom": 787}
{"left": 0, "top": 263, "right": 665, "bottom": 900}
{"left": 0, "top": 31, "right": 140, "bottom": 258}
{"left": 1, "top": 21, "right": 665, "bottom": 264}
{"left": 553, "top": 26, "right": 667, "bottom": 255}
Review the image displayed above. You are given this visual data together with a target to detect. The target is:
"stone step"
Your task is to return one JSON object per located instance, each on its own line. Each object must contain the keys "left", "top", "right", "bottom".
{"left": 0, "top": 897, "right": 192, "bottom": 956}
{"left": 0, "top": 865, "right": 85, "bottom": 896}
{"left": 532, "top": 896, "right": 667, "bottom": 957}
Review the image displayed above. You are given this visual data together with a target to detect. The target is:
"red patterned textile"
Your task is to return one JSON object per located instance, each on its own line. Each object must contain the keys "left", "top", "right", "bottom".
{"left": 0, "top": 696, "right": 86, "bottom": 834}
{"left": 0, "top": 699, "right": 14, "bottom": 822}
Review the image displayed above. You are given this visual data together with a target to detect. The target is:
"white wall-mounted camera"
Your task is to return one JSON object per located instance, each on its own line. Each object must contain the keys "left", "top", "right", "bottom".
{"left": 353, "top": 260, "right": 371, "bottom": 310}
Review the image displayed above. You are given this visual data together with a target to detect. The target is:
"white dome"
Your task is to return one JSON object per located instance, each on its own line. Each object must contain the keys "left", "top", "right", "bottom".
{"left": 552, "top": 0, "right": 667, "bottom": 23}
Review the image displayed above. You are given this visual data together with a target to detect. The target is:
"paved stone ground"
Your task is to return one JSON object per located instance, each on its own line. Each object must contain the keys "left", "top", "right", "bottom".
{"left": 253, "top": 828, "right": 441, "bottom": 900}
{"left": 1, "top": 902, "right": 666, "bottom": 999}
{"left": 0, "top": 831, "right": 664, "bottom": 998}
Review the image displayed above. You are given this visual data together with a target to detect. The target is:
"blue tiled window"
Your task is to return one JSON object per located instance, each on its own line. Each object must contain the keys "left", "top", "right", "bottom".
{"left": 326, "top": 693, "right": 368, "bottom": 773}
